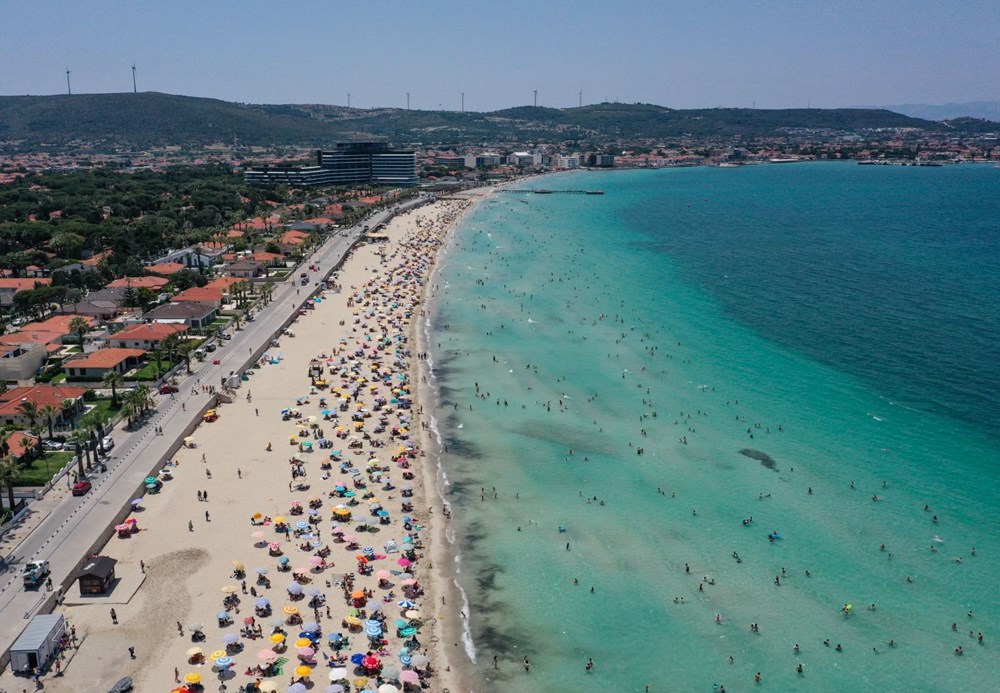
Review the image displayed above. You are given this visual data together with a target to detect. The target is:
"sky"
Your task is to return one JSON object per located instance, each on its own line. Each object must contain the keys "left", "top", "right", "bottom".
{"left": 1, "top": 0, "right": 997, "bottom": 111}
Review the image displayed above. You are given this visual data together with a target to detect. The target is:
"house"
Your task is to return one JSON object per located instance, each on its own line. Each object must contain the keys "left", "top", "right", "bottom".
{"left": 106, "top": 276, "right": 170, "bottom": 291}
{"left": 204, "top": 276, "right": 246, "bottom": 293}
{"left": 172, "top": 286, "right": 224, "bottom": 309}
{"left": 0, "top": 385, "right": 88, "bottom": 427}
{"left": 223, "top": 258, "right": 265, "bottom": 279}
{"left": 60, "top": 287, "right": 129, "bottom": 320}
{"left": 0, "top": 343, "right": 48, "bottom": 381}
{"left": 76, "top": 555, "right": 118, "bottom": 594}
{"left": 251, "top": 251, "right": 285, "bottom": 266}
{"left": 3, "top": 431, "right": 41, "bottom": 464}
{"left": 279, "top": 230, "right": 311, "bottom": 246}
{"left": 146, "top": 302, "right": 218, "bottom": 329}
{"left": 144, "top": 262, "right": 188, "bottom": 277}
{"left": 0, "top": 278, "right": 52, "bottom": 307}
{"left": 63, "top": 347, "right": 146, "bottom": 379}
{"left": 108, "top": 322, "right": 188, "bottom": 350}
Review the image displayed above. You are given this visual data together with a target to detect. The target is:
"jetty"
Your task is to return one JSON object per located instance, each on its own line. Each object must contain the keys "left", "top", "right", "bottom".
{"left": 501, "top": 188, "right": 604, "bottom": 195}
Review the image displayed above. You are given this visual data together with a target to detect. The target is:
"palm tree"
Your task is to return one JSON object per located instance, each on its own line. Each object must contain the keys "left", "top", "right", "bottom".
{"left": 162, "top": 333, "right": 182, "bottom": 369}
{"left": 39, "top": 404, "right": 59, "bottom": 440}
{"left": 178, "top": 341, "right": 197, "bottom": 374}
{"left": 150, "top": 347, "right": 164, "bottom": 380}
{"left": 0, "top": 453, "right": 22, "bottom": 517}
{"left": 68, "top": 316, "right": 90, "bottom": 346}
{"left": 16, "top": 399, "right": 39, "bottom": 430}
{"left": 60, "top": 398, "right": 78, "bottom": 428}
{"left": 102, "top": 370, "right": 124, "bottom": 407}
{"left": 69, "top": 432, "right": 88, "bottom": 476}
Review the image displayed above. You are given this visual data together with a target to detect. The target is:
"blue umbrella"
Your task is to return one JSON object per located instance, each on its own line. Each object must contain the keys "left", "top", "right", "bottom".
{"left": 216, "top": 611, "right": 230, "bottom": 619}
{"left": 302, "top": 621, "right": 320, "bottom": 633}
{"left": 296, "top": 521, "right": 309, "bottom": 530}
{"left": 321, "top": 410, "right": 332, "bottom": 416}
{"left": 255, "top": 598, "right": 270, "bottom": 608}
{"left": 350, "top": 653, "right": 365, "bottom": 665}
{"left": 328, "top": 633, "right": 343, "bottom": 642}
{"left": 399, "top": 654, "right": 412, "bottom": 666}
{"left": 396, "top": 600, "right": 415, "bottom": 609}
{"left": 376, "top": 510, "right": 389, "bottom": 517}
{"left": 365, "top": 619, "right": 382, "bottom": 629}
{"left": 362, "top": 547, "right": 375, "bottom": 557}
{"left": 366, "top": 627, "right": 381, "bottom": 637}
{"left": 215, "top": 656, "right": 233, "bottom": 667}
{"left": 278, "top": 556, "right": 290, "bottom": 565}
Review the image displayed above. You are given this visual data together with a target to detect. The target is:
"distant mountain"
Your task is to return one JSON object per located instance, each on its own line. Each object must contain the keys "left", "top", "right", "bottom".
{"left": 0, "top": 92, "right": 968, "bottom": 154}
{"left": 878, "top": 101, "right": 1000, "bottom": 121}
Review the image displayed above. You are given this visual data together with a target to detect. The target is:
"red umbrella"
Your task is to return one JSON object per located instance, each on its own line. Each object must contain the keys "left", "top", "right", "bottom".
{"left": 362, "top": 655, "right": 380, "bottom": 670}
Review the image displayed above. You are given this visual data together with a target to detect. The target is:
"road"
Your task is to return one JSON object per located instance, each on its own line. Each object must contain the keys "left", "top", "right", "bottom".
{"left": 0, "top": 202, "right": 415, "bottom": 667}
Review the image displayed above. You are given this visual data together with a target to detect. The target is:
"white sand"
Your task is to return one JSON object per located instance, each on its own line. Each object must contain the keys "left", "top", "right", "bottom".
{"left": 27, "top": 195, "right": 488, "bottom": 693}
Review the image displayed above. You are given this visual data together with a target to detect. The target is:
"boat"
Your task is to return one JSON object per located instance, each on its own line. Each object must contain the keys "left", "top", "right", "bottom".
{"left": 768, "top": 157, "right": 801, "bottom": 164}
{"left": 585, "top": 190, "right": 604, "bottom": 195}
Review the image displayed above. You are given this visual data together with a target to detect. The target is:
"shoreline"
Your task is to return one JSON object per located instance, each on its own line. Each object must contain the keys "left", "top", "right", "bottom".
{"left": 1, "top": 193, "right": 492, "bottom": 693}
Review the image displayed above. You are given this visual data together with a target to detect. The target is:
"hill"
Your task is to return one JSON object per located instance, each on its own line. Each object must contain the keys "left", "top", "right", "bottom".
{"left": 878, "top": 101, "right": 1000, "bottom": 122}
{"left": 0, "top": 92, "right": 963, "bottom": 153}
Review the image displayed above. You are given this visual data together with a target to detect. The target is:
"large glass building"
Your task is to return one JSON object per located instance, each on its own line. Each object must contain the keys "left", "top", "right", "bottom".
{"left": 245, "top": 142, "right": 418, "bottom": 187}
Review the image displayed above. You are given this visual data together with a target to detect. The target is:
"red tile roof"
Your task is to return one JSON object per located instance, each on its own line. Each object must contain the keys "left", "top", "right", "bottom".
{"left": 110, "top": 323, "right": 187, "bottom": 341}
{"left": 173, "top": 287, "right": 224, "bottom": 303}
{"left": 64, "top": 347, "right": 145, "bottom": 369}
{"left": 0, "top": 385, "right": 88, "bottom": 415}
{"left": 5, "top": 431, "right": 40, "bottom": 458}
{"left": 145, "top": 263, "right": 188, "bottom": 276}
{"left": 106, "top": 276, "right": 169, "bottom": 290}
{"left": 0, "top": 278, "right": 52, "bottom": 291}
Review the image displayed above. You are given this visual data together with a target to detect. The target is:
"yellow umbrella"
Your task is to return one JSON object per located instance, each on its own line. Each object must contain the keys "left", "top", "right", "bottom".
{"left": 283, "top": 605, "right": 299, "bottom": 615}
{"left": 270, "top": 633, "right": 285, "bottom": 644}
{"left": 294, "top": 665, "right": 313, "bottom": 677}
{"left": 354, "top": 678, "right": 368, "bottom": 688}
{"left": 210, "top": 650, "right": 226, "bottom": 660}
{"left": 185, "top": 647, "right": 203, "bottom": 657}
{"left": 295, "top": 637, "right": 312, "bottom": 648}
{"left": 274, "top": 516, "right": 287, "bottom": 523}
{"left": 221, "top": 585, "right": 238, "bottom": 594}
{"left": 232, "top": 560, "right": 245, "bottom": 572}
{"left": 184, "top": 672, "right": 202, "bottom": 684}
{"left": 344, "top": 616, "right": 362, "bottom": 626}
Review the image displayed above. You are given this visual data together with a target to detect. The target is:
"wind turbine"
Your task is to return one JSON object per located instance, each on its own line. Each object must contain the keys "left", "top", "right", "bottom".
{"left": 65, "top": 67, "right": 72, "bottom": 95}
{"left": 533, "top": 89, "right": 537, "bottom": 107}
{"left": 132, "top": 63, "right": 137, "bottom": 93}
{"left": 579, "top": 88, "right": 582, "bottom": 108}
{"left": 461, "top": 91, "right": 464, "bottom": 113}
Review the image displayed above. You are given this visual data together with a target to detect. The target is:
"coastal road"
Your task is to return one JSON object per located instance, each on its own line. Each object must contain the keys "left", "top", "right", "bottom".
{"left": 0, "top": 202, "right": 415, "bottom": 668}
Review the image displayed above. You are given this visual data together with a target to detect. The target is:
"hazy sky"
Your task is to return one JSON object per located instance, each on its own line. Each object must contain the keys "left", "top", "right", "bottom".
{"left": 2, "top": 0, "right": 997, "bottom": 111}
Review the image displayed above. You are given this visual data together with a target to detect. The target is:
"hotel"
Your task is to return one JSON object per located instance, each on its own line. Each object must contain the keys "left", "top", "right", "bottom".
{"left": 245, "top": 142, "right": 418, "bottom": 187}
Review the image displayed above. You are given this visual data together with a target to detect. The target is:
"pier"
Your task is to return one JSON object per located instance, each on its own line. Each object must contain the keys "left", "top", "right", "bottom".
{"left": 501, "top": 188, "right": 604, "bottom": 195}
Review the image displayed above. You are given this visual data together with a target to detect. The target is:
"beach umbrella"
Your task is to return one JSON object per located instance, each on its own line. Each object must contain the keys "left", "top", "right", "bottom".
{"left": 221, "top": 633, "right": 240, "bottom": 645}
{"left": 381, "top": 665, "right": 400, "bottom": 681}
{"left": 399, "top": 670, "right": 419, "bottom": 684}
{"left": 278, "top": 556, "right": 290, "bottom": 565}
{"left": 187, "top": 623, "right": 204, "bottom": 632}
{"left": 216, "top": 611, "right": 230, "bottom": 620}
{"left": 397, "top": 558, "right": 411, "bottom": 567}
{"left": 232, "top": 560, "right": 245, "bottom": 572}
{"left": 210, "top": 650, "right": 226, "bottom": 661}
{"left": 353, "top": 679, "right": 368, "bottom": 690}
{"left": 326, "top": 685, "right": 345, "bottom": 693}
{"left": 328, "top": 668, "right": 348, "bottom": 681}
{"left": 270, "top": 633, "right": 286, "bottom": 644}
{"left": 288, "top": 684, "right": 308, "bottom": 693}
{"left": 376, "top": 570, "right": 392, "bottom": 580}
{"left": 255, "top": 566, "right": 269, "bottom": 575}
{"left": 297, "top": 646, "right": 315, "bottom": 657}
{"left": 398, "top": 654, "right": 411, "bottom": 666}
{"left": 294, "top": 664, "right": 313, "bottom": 677}
{"left": 308, "top": 556, "right": 324, "bottom": 567}
{"left": 302, "top": 621, "right": 320, "bottom": 633}
{"left": 255, "top": 597, "right": 270, "bottom": 608}
{"left": 307, "top": 587, "right": 323, "bottom": 597}
{"left": 183, "top": 673, "right": 202, "bottom": 684}
{"left": 362, "top": 655, "right": 380, "bottom": 670}
{"left": 185, "top": 647, "right": 203, "bottom": 658}
{"left": 130, "top": 498, "right": 143, "bottom": 507}
{"left": 221, "top": 585, "right": 238, "bottom": 594}
{"left": 404, "top": 610, "right": 421, "bottom": 620}
{"left": 214, "top": 656, "right": 233, "bottom": 668}
{"left": 350, "top": 653, "right": 366, "bottom": 665}
{"left": 409, "top": 654, "right": 429, "bottom": 668}
{"left": 252, "top": 531, "right": 266, "bottom": 541}
{"left": 270, "top": 618, "right": 286, "bottom": 628}
{"left": 293, "top": 637, "right": 311, "bottom": 648}
{"left": 257, "top": 648, "right": 278, "bottom": 661}
{"left": 258, "top": 682, "right": 278, "bottom": 693}
{"left": 399, "top": 627, "right": 417, "bottom": 638}
{"left": 399, "top": 579, "right": 418, "bottom": 587}
{"left": 283, "top": 605, "right": 300, "bottom": 615}
{"left": 396, "top": 599, "right": 415, "bottom": 609}
{"left": 287, "top": 583, "right": 304, "bottom": 595}
{"left": 378, "top": 685, "right": 400, "bottom": 693}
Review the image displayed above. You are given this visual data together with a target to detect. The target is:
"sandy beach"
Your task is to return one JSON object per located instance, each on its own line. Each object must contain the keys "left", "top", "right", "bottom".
{"left": 15, "top": 193, "right": 487, "bottom": 693}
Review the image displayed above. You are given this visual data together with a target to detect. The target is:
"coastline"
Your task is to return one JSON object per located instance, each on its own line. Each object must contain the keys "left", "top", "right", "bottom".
{"left": 2, "top": 192, "right": 492, "bottom": 693}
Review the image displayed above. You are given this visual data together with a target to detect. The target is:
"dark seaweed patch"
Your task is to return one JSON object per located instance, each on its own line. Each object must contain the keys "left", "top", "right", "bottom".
{"left": 739, "top": 448, "right": 777, "bottom": 470}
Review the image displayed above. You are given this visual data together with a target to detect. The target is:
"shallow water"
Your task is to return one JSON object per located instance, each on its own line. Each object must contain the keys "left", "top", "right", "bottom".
{"left": 428, "top": 165, "right": 1000, "bottom": 692}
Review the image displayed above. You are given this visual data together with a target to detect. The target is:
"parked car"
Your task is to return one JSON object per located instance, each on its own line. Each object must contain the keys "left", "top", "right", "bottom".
{"left": 204, "top": 343, "right": 217, "bottom": 352}
{"left": 101, "top": 436, "right": 114, "bottom": 450}
{"left": 158, "top": 384, "right": 179, "bottom": 394}
{"left": 42, "top": 440, "right": 64, "bottom": 450}
{"left": 72, "top": 480, "right": 92, "bottom": 496}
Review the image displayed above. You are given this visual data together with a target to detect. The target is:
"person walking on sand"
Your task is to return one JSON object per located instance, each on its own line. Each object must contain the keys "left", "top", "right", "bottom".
{"left": 110, "top": 608, "right": 118, "bottom": 624}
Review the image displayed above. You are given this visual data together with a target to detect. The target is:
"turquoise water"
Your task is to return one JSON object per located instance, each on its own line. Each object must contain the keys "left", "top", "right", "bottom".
{"left": 427, "top": 164, "right": 1000, "bottom": 692}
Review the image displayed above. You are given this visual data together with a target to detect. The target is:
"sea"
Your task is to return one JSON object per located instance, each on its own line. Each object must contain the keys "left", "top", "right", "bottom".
{"left": 424, "top": 163, "right": 1000, "bottom": 692}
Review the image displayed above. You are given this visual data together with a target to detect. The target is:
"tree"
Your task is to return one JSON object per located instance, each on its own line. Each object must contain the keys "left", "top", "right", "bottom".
{"left": 102, "top": 370, "right": 124, "bottom": 407}
{"left": 0, "top": 453, "right": 22, "bottom": 516}
{"left": 60, "top": 398, "right": 78, "bottom": 426}
{"left": 69, "top": 431, "right": 89, "bottom": 475}
{"left": 178, "top": 340, "right": 197, "bottom": 374}
{"left": 68, "top": 316, "right": 90, "bottom": 345}
{"left": 39, "top": 404, "right": 59, "bottom": 440}
{"left": 161, "top": 333, "right": 182, "bottom": 368}
{"left": 16, "top": 399, "right": 39, "bottom": 429}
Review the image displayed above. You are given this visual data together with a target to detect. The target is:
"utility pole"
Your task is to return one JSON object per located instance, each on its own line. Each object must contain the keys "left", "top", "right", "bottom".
{"left": 347, "top": 92, "right": 351, "bottom": 108}
{"left": 132, "top": 63, "right": 137, "bottom": 93}
{"left": 461, "top": 91, "right": 464, "bottom": 113}
{"left": 579, "top": 89, "right": 582, "bottom": 108}
{"left": 533, "top": 89, "right": 537, "bottom": 107}
{"left": 65, "top": 67, "right": 71, "bottom": 95}
{"left": 406, "top": 92, "right": 410, "bottom": 110}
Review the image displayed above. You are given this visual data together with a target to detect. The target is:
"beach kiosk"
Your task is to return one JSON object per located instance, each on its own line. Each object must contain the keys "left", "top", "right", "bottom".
{"left": 8, "top": 613, "right": 65, "bottom": 675}
{"left": 76, "top": 555, "right": 118, "bottom": 595}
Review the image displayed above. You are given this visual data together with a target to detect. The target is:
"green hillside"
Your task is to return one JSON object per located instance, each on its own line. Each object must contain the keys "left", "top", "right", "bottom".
{"left": 0, "top": 92, "right": 979, "bottom": 153}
